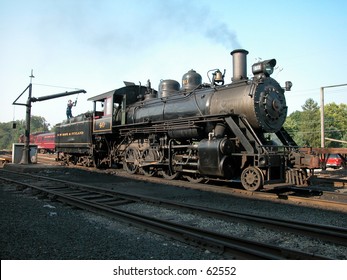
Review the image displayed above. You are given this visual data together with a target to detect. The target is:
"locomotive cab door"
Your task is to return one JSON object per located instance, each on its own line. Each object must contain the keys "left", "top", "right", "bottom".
{"left": 113, "top": 94, "right": 125, "bottom": 125}
{"left": 91, "top": 95, "right": 113, "bottom": 134}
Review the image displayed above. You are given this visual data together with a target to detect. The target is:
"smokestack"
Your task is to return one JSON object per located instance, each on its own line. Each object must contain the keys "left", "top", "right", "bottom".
{"left": 230, "top": 49, "right": 248, "bottom": 82}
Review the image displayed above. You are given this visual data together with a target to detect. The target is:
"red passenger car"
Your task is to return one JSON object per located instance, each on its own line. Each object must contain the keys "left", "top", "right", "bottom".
{"left": 30, "top": 132, "right": 55, "bottom": 153}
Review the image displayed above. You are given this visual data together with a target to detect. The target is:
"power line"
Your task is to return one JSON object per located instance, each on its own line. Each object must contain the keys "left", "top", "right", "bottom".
{"left": 33, "top": 83, "right": 80, "bottom": 90}
{"left": 289, "top": 86, "right": 347, "bottom": 96}
{"left": 285, "top": 129, "right": 347, "bottom": 134}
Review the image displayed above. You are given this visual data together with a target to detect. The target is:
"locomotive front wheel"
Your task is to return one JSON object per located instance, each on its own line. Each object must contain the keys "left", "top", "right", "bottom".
{"left": 241, "top": 166, "right": 264, "bottom": 191}
{"left": 124, "top": 147, "right": 140, "bottom": 174}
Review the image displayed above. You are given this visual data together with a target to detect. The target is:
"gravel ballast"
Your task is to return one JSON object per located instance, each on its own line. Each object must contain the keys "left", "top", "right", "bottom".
{"left": 0, "top": 183, "right": 222, "bottom": 260}
{"left": 1, "top": 165, "right": 346, "bottom": 260}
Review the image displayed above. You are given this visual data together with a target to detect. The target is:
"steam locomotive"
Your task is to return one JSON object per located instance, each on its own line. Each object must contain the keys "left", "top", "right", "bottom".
{"left": 55, "top": 49, "right": 319, "bottom": 191}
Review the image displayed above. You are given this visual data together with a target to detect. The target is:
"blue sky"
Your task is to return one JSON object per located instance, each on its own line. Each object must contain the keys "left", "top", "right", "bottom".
{"left": 1, "top": 0, "right": 346, "bottom": 127}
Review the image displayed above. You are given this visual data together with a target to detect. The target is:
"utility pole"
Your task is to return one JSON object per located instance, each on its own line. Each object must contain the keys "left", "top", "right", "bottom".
{"left": 20, "top": 70, "right": 34, "bottom": 164}
{"left": 320, "top": 83, "right": 347, "bottom": 148}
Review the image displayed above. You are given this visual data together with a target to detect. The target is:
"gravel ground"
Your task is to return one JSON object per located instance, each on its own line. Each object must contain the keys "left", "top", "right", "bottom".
{"left": 1, "top": 164, "right": 346, "bottom": 260}
{"left": 117, "top": 202, "right": 347, "bottom": 259}
{"left": 0, "top": 182, "right": 224, "bottom": 260}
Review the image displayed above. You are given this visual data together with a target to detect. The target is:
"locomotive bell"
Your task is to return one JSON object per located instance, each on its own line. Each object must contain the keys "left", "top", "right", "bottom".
{"left": 182, "top": 69, "right": 202, "bottom": 91}
{"left": 213, "top": 69, "right": 225, "bottom": 85}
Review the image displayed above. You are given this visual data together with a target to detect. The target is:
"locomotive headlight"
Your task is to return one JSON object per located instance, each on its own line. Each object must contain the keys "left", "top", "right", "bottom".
{"left": 258, "top": 156, "right": 267, "bottom": 166}
{"left": 252, "top": 59, "right": 277, "bottom": 77}
{"left": 264, "top": 63, "right": 274, "bottom": 75}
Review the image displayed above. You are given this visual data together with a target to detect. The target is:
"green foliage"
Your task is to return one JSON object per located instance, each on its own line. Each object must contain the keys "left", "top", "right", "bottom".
{"left": 283, "top": 110, "right": 301, "bottom": 143}
{"left": 324, "top": 103, "right": 347, "bottom": 147}
{"left": 0, "top": 115, "right": 50, "bottom": 150}
{"left": 284, "top": 99, "right": 347, "bottom": 148}
{"left": 0, "top": 122, "right": 17, "bottom": 150}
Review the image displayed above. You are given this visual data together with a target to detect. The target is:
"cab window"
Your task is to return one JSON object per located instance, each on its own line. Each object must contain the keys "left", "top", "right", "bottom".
{"left": 105, "top": 96, "right": 113, "bottom": 116}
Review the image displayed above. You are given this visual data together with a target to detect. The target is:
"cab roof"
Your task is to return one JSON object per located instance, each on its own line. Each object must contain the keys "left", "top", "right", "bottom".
{"left": 87, "top": 90, "right": 116, "bottom": 102}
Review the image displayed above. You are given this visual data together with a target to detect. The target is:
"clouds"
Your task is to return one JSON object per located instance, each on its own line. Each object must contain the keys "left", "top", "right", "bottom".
{"left": 1, "top": 0, "right": 346, "bottom": 126}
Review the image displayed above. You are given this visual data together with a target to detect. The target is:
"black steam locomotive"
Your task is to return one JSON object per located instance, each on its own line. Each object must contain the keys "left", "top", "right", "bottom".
{"left": 55, "top": 49, "right": 319, "bottom": 191}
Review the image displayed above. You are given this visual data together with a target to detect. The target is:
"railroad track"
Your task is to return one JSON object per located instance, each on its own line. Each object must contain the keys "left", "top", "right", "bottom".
{"left": 4, "top": 154, "right": 347, "bottom": 213}
{"left": 312, "top": 176, "right": 347, "bottom": 187}
{"left": 107, "top": 168, "right": 347, "bottom": 213}
{"left": 36, "top": 154, "right": 347, "bottom": 212}
{"left": 1, "top": 169, "right": 346, "bottom": 259}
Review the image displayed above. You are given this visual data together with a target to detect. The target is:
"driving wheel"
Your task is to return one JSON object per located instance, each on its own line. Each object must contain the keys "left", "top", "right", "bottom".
{"left": 161, "top": 167, "right": 180, "bottom": 180}
{"left": 141, "top": 148, "right": 159, "bottom": 177}
{"left": 124, "top": 147, "right": 140, "bottom": 174}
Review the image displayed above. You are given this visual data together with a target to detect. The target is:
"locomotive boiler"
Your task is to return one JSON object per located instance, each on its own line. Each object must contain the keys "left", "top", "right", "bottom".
{"left": 130, "top": 49, "right": 287, "bottom": 133}
{"left": 56, "top": 49, "right": 319, "bottom": 191}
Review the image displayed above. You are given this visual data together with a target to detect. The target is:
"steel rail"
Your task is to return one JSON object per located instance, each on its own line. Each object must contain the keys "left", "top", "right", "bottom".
{"left": 109, "top": 167, "right": 347, "bottom": 212}
{"left": 0, "top": 172, "right": 330, "bottom": 260}
{"left": 30, "top": 153, "right": 347, "bottom": 212}
{"left": 1, "top": 169, "right": 346, "bottom": 247}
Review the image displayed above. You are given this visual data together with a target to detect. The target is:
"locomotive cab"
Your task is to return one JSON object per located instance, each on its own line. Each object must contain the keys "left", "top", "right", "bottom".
{"left": 88, "top": 90, "right": 116, "bottom": 134}
{"left": 88, "top": 83, "right": 157, "bottom": 134}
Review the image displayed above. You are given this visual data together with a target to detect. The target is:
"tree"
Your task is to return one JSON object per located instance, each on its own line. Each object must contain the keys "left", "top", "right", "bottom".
{"left": 283, "top": 110, "right": 301, "bottom": 143}
{"left": 0, "top": 115, "right": 49, "bottom": 150}
{"left": 284, "top": 99, "right": 347, "bottom": 148}
{"left": 324, "top": 103, "right": 347, "bottom": 147}
{"left": 299, "top": 98, "right": 321, "bottom": 147}
{"left": 30, "top": 116, "right": 50, "bottom": 132}
{"left": 0, "top": 122, "right": 18, "bottom": 150}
